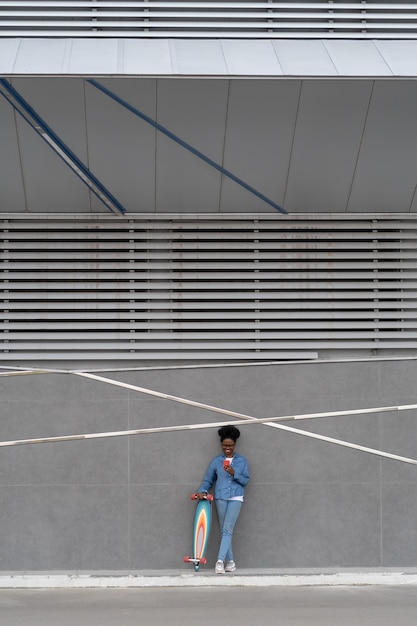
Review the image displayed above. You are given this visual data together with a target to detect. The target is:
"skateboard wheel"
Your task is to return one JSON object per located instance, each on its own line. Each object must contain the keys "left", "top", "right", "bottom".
{"left": 206, "top": 494, "right": 214, "bottom": 502}
{"left": 183, "top": 556, "right": 191, "bottom": 563}
{"left": 200, "top": 558, "right": 207, "bottom": 565}
{"left": 190, "top": 493, "right": 198, "bottom": 500}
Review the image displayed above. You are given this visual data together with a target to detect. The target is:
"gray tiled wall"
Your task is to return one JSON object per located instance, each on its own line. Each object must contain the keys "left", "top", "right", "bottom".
{"left": 1, "top": 358, "right": 417, "bottom": 571}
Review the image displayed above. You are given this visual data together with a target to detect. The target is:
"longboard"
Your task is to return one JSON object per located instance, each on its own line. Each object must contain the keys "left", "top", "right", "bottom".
{"left": 183, "top": 493, "right": 213, "bottom": 571}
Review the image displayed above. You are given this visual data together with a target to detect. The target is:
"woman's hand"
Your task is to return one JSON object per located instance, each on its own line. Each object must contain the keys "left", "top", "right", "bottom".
{"left": 224, "top": 465, "right": 235, "bottom": 477}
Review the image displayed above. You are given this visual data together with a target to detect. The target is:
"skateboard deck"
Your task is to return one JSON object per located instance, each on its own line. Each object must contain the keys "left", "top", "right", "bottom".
{"left": 184, "top": 494, "right": 213, "bottom": 571}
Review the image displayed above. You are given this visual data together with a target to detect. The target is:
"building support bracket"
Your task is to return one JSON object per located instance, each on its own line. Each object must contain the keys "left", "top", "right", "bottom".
{"left": 88, "top": 79, "right": 287, "bottom": 215}
{"left": 0, "top": 78, "right": 126, "bottom": 216}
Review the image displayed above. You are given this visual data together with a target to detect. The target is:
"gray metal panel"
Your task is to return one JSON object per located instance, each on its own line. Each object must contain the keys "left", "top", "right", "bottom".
{"left": 410, "top": 184, "right": 417, "bottom": 214}
{"left": 272, "top": 40, "right": 337, "bottom": 76}
{"left": 220, "top": 80, "right": 299, "bottom": 213}
{"left": 3, "top": 38, "right": 417, "bottom": 79}
{"left": 324, "top": 41, "right": 392, "bottom": 77}
{"left": 171, "top": 40, "right": 228, "bottom": 75}
{"left": 85, "top": 78, "right": 156, "bottom": 213}
{"left": 122, "top": 40, "right": 174, "bottom": 75}
{"left": 221, "top": 40, "right": 283, "bottom": 76}
{"left": 12, "top": 78, "right": 91, "bottom": 212}
{"left": 347, "top": 81, "right": 417, "bottom": 213}
{"left": 155, "top": 79, "right": 227, "bottom": 212}
{"left": 3, "top": 76, "right": 417, "bottom": 216}
{"left": 67, "top": 39, "right": 120, "bottom": 75}
{"left": 0, "top": 38, "right": 20, "bottom": 73}
{"left": 12, "top": 38, "right": 70, "bottom": 74}
{"left": 285, "top": 80, "right": 373, "bottom": 213}
{"left": 0, "top": 93, "right": 27, "bottom": 211}
{"left": 375, "top": 41, "right": 417, "bottom": 76}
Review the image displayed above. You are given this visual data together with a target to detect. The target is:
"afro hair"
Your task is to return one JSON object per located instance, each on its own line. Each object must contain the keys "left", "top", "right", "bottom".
{"left": 218, "top": 425, "right": 241, "bottom": 442}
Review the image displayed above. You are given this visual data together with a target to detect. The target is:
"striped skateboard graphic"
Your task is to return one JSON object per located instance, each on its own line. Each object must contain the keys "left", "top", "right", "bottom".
{"left": 183, "top": 493, "right": 213, "bottom": 571}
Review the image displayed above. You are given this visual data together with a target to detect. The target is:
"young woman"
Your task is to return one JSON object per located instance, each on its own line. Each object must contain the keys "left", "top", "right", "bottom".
{"left": 196, "top": 425, "right": 250, "bottom": 574}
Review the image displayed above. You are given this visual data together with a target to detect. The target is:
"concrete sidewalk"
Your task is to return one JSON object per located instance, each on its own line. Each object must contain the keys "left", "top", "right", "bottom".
{"left": 1, "top": 568, "right": 417, "bottom": 588}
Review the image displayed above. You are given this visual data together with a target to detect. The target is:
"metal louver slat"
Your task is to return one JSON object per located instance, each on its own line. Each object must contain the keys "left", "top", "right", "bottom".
{"left": 0, "top": 1, "right": 417, "bottom": 39}
{"left": 1, "top": 213, "right": 417, "bottom": 363}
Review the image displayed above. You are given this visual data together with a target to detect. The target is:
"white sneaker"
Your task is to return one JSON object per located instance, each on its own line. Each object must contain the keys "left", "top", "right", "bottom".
{"left": 225, "top": 560, "right": 236, "bottom": 572}
{"left": 215, "top": 560, "right": 225, "bottom": 574}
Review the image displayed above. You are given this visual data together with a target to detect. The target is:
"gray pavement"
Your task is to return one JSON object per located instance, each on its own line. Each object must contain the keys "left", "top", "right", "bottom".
{"left": 1, "top": 586, "right": 417, "bottom": 625}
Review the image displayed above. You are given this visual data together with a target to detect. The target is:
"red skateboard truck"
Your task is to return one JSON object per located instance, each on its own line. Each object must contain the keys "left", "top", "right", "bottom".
{"left": 190, "top": 493, "right": 214, "bottom": 501}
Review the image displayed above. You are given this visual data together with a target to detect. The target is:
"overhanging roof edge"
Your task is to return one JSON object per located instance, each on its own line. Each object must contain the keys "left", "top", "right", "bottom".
{"left": 2, "top": 38, "right": 417, "bottom": 78}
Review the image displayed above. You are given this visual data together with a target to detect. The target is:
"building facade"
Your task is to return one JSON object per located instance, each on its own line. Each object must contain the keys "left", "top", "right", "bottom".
{"left": 1, "top": 2, "right": 417, "bottom": 571}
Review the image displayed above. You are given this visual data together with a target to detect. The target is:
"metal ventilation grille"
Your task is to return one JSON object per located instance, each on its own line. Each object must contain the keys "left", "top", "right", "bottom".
{"left": 1, "top": 214, "right": 417, "bottom": 362}
{"left": 1, "top": 1, "right": 417, "bottom": 39}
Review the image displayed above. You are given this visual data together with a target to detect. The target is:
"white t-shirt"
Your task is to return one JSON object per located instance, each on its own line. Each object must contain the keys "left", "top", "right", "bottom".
{"left": 225, "top": 457, "right": 244, "bottom": 502}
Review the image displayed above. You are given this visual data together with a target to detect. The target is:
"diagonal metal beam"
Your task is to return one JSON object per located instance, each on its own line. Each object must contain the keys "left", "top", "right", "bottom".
{"left": 0, "top": 78, "right": 126, "bottom": 216}
{"left": 0, "top": 368, "right": 416, "bottom": 465}
{"left": 88, "top": 79, "right": 287, "bottom": 215}
{"left": 75, "top": 372, "right": 417, "bottom": 466}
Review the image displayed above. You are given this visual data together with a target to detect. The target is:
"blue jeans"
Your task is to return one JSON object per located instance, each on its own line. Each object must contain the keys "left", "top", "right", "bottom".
{"left": 215, "top": 499, "right": 243, "bottom": 562}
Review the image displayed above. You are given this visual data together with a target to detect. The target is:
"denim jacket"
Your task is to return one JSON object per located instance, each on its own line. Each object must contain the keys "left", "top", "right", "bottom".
{"left": 197, "top": 453, "right": 250, "bottom": 500}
